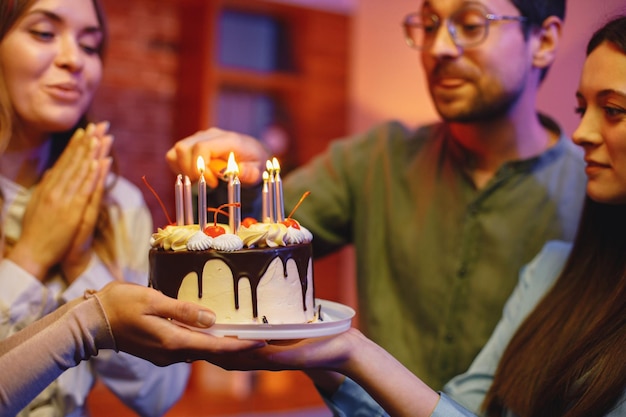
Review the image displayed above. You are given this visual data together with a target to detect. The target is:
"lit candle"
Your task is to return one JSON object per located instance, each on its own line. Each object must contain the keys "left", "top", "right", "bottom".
{"left": 183, "top": 175, "right": 193, "bottom": 225}
{"left": 266, "top": 160, "right": 275, "bottom": 222}
{"left": 262, "top": 171, "right": 270, "bottom": 223}
{"left": 197, "top": 156, "right": 207, "bottom": 231}
{"left": 175, "top": 174, "right": 184, "bottom": 225}
{"left": 226, "top": 152, "right": 241, "bottom": 233}
{"left": 272, "top": 157, "right": 284, "bottom": 222}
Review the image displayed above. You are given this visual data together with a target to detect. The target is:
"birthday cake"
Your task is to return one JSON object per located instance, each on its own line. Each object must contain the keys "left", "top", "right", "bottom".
{"left": 149, "top": 222, "right": 316, "bottom": 324}
{"left": 149, "top": 156, "right": 317, "bottom": 325}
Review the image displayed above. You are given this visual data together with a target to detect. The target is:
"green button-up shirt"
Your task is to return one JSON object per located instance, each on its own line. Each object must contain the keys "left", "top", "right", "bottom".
{"left": 283, "top": 117, "right": 586, "bottom": 388}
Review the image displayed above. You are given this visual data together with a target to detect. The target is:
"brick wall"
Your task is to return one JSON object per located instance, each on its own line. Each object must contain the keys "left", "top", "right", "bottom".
{"left": 91, "top": 0, "right": 180, "bottom": 229}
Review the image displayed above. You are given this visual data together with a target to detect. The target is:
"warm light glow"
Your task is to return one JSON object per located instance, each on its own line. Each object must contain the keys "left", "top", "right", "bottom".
{"left": 272, "top": 157, "right": 281, "bottom": 172}
{"left": 266, "top": 160, "right": 274, "bottom": 172}
{"left": 196, "top": 156, "right": 205, "bottom": 175}
{"left": 263, "top": 171, "right": 269, "bottom": 181}
{"left": 226, "top": 152, "right": 239, "bottom": 175}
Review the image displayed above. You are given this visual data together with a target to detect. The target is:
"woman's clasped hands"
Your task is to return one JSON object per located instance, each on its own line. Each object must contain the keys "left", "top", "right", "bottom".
{"left": 8, "top": 121, "right": 113, "bottom": 284}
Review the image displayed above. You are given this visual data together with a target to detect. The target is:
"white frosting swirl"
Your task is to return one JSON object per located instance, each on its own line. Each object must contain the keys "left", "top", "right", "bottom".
{"left": 187, "top": 231, "right": 213, "bottom": 251}
{"left": 211, "top": 234, "right": 244, "bottom": 251}
{"left": 284, "top": 226, "right": 306, "bottom": 244}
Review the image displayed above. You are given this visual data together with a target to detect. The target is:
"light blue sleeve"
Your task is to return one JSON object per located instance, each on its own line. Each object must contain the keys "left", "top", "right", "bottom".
{"left": 321, "top": 383, "right": 500, "bottom": 417}
{"left": 320, "top": 377, "right": 389, "bottom": 417}
{"left": 431, "top": 393, "right": 476, "bottom": 417}
{"left": 321, "top": 377, "right": 479, "bottom": 417}
{"left": 442, "top": 241, "right": 571, "bottom": 413}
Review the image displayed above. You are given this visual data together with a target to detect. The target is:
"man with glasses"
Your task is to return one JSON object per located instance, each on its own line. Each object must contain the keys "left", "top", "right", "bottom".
{"left": 166, "top": 0, "right": 585, "bottom": 405}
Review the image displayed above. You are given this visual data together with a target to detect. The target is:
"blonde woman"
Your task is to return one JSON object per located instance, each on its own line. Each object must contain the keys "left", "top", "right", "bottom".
{"left": 0, "top": 0, "right": 190, "bottom": 415}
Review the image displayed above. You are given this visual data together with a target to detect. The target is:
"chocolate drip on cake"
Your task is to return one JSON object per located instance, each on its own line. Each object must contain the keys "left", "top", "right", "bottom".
{"left": 149, "top": 244, "right": 312, "bottom": 320}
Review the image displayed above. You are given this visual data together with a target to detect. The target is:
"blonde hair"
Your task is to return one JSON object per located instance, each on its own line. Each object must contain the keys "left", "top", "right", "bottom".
{"left": 0, "top": 0, "right": 34, "bottom": 152}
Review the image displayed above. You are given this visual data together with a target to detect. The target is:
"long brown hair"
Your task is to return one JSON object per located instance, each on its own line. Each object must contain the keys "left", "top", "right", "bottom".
{"left": 483, "top": 16, "right": 626, "bottom": 417}
{"left": 0, "top": 0, "right": 122, "bottom": 280}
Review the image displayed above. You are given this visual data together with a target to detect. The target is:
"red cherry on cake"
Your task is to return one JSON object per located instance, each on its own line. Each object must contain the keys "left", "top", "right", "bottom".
{"left": 204, "top": 225, "right": 225, "bottom": 237}
{"left": 242, "top": 217, "right": 258, "bottom": 227}
{"left": 282, "top": 218, "right": 300, "bottom": 229}
{"left": 205, "top": 202, "right": 241, "bottom": 237}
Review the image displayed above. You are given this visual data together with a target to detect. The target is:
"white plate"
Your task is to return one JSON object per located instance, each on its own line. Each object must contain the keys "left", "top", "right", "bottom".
{"left": 181, "top": 299, "right": 355, "bottom": 340}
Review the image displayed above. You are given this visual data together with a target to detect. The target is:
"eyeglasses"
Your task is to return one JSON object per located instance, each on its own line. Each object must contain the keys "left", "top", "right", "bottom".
{"left": 402, "top": 3, "right": 527, "bottom": 50}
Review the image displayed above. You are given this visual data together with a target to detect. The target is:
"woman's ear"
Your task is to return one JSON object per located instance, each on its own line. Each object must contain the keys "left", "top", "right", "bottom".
{"left": 531, "top": 15, "right": 563, "bottom": 69}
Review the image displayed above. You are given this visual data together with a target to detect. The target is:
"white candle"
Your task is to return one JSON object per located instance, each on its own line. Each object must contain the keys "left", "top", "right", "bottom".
{"left": 231, "top": 176, "right": 241, "bottom": 233}
{"left": 227, "top": 152, "right": 241, "bottom": 233}
{"left": 183, "top": 175, "right": 193, "bottom": 225}
{"left": 266, "top": 160, "right": 275, "bottom": 223}
{"left": 272, "top": 157, "right": 284, "bottom": 222}
{"left": 197, "top": 157, "right": 207, "bottom": 231}
{"left": 175, "top": 174, "right": 184, "bottom": 225}
{"left": 262, "top": 171, "right": 270, "bottom": 223}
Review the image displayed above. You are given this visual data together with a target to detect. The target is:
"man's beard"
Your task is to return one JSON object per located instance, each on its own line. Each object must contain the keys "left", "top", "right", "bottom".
{"left": 437, "top": 88, "right": 523, "bottom": 124}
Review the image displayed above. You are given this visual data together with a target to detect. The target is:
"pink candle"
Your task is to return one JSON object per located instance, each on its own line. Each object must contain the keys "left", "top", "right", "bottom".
{"left": 197, "top": 157, "right": 207, "bottom": 231}
{"left": 272, "top": 158, "right": 284, "bottom": 222}
{"left": 262, "top": 171, "right": 270, "bottom": 223}
{"left": 266, "top": 160, "right": 276, "bottom": 222}
{"left": 183, "top": 175, "right": 193, "bottom": 225}
{"left": 175, "top": 174, "right": 184, "bottom": 225}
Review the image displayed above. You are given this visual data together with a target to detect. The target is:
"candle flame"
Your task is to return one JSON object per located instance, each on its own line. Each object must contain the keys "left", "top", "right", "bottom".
{"left": 266, "top": 160, "right": 274, "bottom": 172}
{"left": 197, "top": 156, "right": 205, "bottom": 174}
{"left": 226, "top": 152, "right": 239, "bottom": 175}
{"left": 262, "top": 171, "right": 269, "bottom": 181}
{"left": 272, "top": 157, "right": 281, "bottom": 172}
